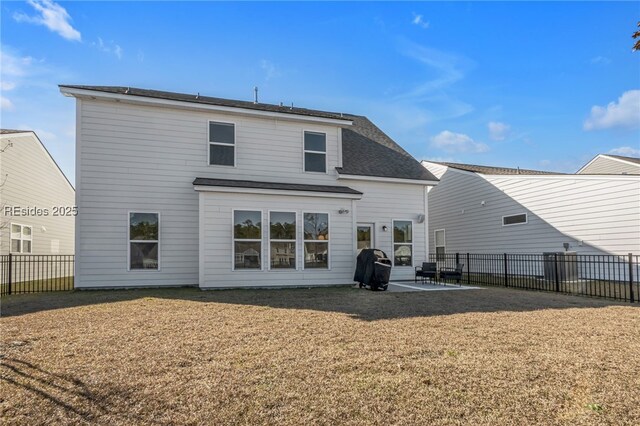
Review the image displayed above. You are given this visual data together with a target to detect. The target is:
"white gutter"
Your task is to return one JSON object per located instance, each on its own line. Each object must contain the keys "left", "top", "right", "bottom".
{"left": 60, "top": 86, "right": 353, "bottom": 127}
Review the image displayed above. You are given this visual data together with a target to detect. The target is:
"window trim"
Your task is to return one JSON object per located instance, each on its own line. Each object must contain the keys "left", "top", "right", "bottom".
{"left": 231, "top": 209, "right": 264, "bottom": 272}
{"left": 392, "top": 219, "right": 414, "bottom": 267}
{"left": 302, "top": 211, "right": 331, "bottom": 270}
{"left": 302, "top": 130, "right": 328, "bottom": 174}
{"left": 502, "top": 213, "right": 528, "bottom": 227}
{"left": 127, "top": 211, "right": 161, "bottom": 272}
{"left": 268, "top": 210, "right": 298, "bottom": 271}
{"left": 434, "top": 229, "right": 446, "bottom": 262}
{"left": 10, "top": 223, "right": 33, "bottom": 254}
{"left": 208, "top": 120, "right": 236, "bottom": 168}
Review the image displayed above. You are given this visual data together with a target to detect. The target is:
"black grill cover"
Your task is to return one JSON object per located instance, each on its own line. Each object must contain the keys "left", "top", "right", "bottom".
{"left": 354, "top": 249, "right": 392, "bottom": 287}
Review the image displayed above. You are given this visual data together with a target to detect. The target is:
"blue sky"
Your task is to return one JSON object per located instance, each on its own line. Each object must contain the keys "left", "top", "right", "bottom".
{"left": 2, "top": 1, "right": 639, "bottom": 183}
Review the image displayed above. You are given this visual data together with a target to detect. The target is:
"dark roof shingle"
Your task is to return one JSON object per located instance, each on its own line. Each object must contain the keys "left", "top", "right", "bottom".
{"left": 0, "top": 129, "right": 31, "bottom": 135}
{"left": 59, "top": 85, "right": 351, "bottom": 121}
{"left": 193, "top": 177, "right": 362, "bottom": 195}
{"left": 434, "top": 162, "right": 563, "bottom": 175}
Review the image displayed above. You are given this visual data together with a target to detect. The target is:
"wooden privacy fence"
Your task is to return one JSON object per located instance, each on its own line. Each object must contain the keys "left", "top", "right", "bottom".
{"left": 429, "top": 252, "right": 639, "bottom": 303}
{"left": 0, "top": 254, "right": 74, "bottom": 296}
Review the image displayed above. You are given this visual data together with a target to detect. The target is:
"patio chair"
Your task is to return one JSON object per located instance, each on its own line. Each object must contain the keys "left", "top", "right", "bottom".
{"left": 415, "top": 262, "right": 437, "bottom": 283}
{"left": 439, "top": 263, "right": 464, "bottom": 285}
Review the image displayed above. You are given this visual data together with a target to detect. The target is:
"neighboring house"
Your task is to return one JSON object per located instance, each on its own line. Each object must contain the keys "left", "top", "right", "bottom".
{"left": 577, "top": 153, "right": 640, "bottom": 175}
{"left": 422, "top": 161, "right": 640, "bottom": 257}
{"left": 60, "top": 85, "right": 438, "bottom": 289}
{"left": 0, "top": 129, "right": 75, "bottom": 255}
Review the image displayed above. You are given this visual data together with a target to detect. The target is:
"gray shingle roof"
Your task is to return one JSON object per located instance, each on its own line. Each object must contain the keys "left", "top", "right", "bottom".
{"left": 59, "top": 85, "right": 351, "bottom": 121}
{"left": 338, "top": 116, "right": 437, "bottom": 181}
{"left": 434, "top": 162, "right": 563, "bottom": 175}
{"left": 0, "top": 129, "right": 31, "bottom": 134}
{"left": 193, "top": 177, "right": 362, "bottom": 195}
{"left": 60, "top": 85, "right": 438, "bottom": 183}
{"left": 604, "top": 154, "right": 640, "bottom": 165}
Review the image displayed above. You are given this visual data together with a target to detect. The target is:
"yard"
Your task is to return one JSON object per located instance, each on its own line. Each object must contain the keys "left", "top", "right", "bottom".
{"left": 1, "top": 286, "right": 639, "bottom": 425}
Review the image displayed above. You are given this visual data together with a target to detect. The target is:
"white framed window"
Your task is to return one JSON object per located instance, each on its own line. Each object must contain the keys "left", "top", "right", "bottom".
{"left": 10, "top": 223, "right": 32, "bottom": 254}
{"left": 303, "top": 213, "right": 329, "bottom": 269}
{"left": 435, "top": 229, "right": 446, "bottom": 262}
{"left": 393, "top": 220, "right": 413, "bottom": 267}
{"left": 357, "top": 223, "right": 374, "bottom": 251}
{"left": 502, "top": 213, "right": 527, "bottom": 226}
{"left": 233, "top": 210, "right": 262, "bottom": 270}
{"left": 128, "top": 212, "right": 159, "bottom": 270}
{"left": 269, "top": 211, "right": 297, "bottom": 269}
{"left": 303, "top": 131, "right": 327, "bottom": 173}
{"left": 209, "top": 121, "right": 235, "bottom": 166}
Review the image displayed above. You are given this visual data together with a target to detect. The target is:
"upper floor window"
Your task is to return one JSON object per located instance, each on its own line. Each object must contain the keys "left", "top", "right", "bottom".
{"left": 303, "top": 131, "right": 326, "bottom": 173}
{"left": 209, "top": 121, "right": 235, "bottom": 166}
{"left": 129, "top": 212, "right": 159, "bottom": 270}
{"left": 10, "top": 224, "right": 32, "bottom": 253}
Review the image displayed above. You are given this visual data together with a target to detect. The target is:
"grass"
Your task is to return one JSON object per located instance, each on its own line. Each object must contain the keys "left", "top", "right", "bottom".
{"left": 0, "top": 277, "right": 74, "bottom": 295}
{"left": 1, "top": 286, "right": 639, "bottom": 425}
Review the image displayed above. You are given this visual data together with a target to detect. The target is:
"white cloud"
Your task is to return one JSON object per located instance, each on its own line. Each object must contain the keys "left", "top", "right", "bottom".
{"left": 260, "top": 59, "right": 281, "bottom": 81}
{"left": 590, "top": 56, "right": 611, "bottom": 65}
{"left": 608, "top": 146, "right": 640, "bottom": 157}
{"left": 93, "top": 37, "right": 123, "bottom": 59}
{"left": 1, "top": 96, "right": 14, "bottom": 111}
{"left": 1, "top": 81, "right": 16, "bottom": 91}
{"left": 13, "top": 0, "right": 81, "bottom": 41}
{"left": 488, "top": 121, "right": 510, "bottom": 141}
{"left": 0, "top": 48, "right": 34, "bottom": 77}
{"left": 430, "top": 130, "right": 489, "bottom": 153}
{"left": 411, "top": 13, "right": 430, "bottom": 29}
{"left": 584, "top": 90, "right": 640, "bottom": 131}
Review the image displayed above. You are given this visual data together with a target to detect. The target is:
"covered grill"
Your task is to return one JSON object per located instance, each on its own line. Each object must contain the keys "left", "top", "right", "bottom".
{"left": 354, "top": 249, "right": 392, "bottom": 291}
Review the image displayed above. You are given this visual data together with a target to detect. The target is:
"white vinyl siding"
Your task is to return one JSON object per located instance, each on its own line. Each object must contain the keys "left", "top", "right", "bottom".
{"left": 0, "top": 132, "right": 75, "bottom": 255}
{"left": 578, "top": 155, "right": 640, "bottom": 175}
{"left": 200, "top": 192, "right": 351, "bottom": 288}
{"left": 423, "top": 162, "right": 640, "bottom": 256}
{"left": 74, "top": 99, "right": 342, "bottom": 288}
{"left": 345, "top": 180, "right": 428, "bottom": 280}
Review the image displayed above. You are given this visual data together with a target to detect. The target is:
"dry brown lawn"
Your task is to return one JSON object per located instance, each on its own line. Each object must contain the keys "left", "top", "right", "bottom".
{"left": 1, "top": 286, "right": 639, "bottom": 425}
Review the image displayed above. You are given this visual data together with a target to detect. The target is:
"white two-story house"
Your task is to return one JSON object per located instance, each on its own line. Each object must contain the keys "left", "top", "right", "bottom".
{"left": 60, "top": 85, "right": 438, "bottom": 289}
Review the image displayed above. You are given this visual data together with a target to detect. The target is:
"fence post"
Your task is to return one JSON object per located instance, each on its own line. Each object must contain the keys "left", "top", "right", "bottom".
{"left": 504, "top": 253, "right": 509, "bottom": 287}
{"left": 629, "top": 253, "right": 635, "bottom": 303}
{"left": 7, "top": 253, "right": 12, "bottom": 295}
{"left": 554, "top": 253, "right": 560, "bottom": 293}
{"left": 466, "top": 253, "right": 471, "bottom": 285}
{"left": 455, "top": 252, "right": 460, "bottom": 266}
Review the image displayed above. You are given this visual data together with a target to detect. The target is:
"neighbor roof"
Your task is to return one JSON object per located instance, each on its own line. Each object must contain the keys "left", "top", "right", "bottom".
{"left": 603, "top": 154, "right": 640, "bottom": 165}
{"left": 193, "top": 177, "right": 362, "bottom": 195}
{"left": 60, "top": 85, "right": 438, "bottom": 183}
{"left": 0, "top": 129, "right": 31, "bottom": 135}
{"left": 432, "top": 161, "right": 563, "bottom": 175}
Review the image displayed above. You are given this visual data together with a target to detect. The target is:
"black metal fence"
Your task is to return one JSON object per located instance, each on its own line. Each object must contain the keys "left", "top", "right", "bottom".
{"left": 0, "top": 254, "right": 75, "bottom": 296}
{"left": 428, "top": 252, "right": 639, "bottom": 303}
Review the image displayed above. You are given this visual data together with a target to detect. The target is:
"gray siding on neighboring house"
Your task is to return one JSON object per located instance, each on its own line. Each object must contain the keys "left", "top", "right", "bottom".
{"left": 0, "top": 132, "right": 75, "bottom": 255}
{"left": 424, "top": 162, "right": 640, "bottom": 257}
{"left": 578, "top": 155, "right": 640, "bottom": 175}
